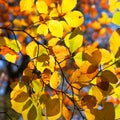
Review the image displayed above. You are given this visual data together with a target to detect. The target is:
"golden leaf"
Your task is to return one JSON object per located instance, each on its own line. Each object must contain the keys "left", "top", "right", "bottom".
{"left": 36, "top": 0, "right": 48, "bottom": 14}
{"left": 50, "top": 71, "right": 61, "bottom": 89}
{"left": 64, "top": 11, "right": 84, "bottom": 27}
{"left": 47, "top": 20, "right": 63, "bottom": 38}
{"left": 20, "top": 0, "right": 34, "bottom": 12}
{"left": 61, "top": 0, "right": 77, "bottom": 13}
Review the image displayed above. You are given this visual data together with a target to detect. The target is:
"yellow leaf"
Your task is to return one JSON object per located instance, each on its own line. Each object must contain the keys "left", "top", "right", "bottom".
{"left": 50, "top": 71, "right": 61, "bottom": 89}
{"left": 64, "top": 28, "right": 83, "bottom": 53}
{"left": 48, "top": 38, "right": 60, "bottom": 46}
{"left": 49, "top": 8, "right": 59, "bottom": 17}
{"left": 99, "top": 48, "right": 113, "bottom": 64}
{"left": 110, "top": 29, "right": 120, "bottom": 58}
{"left": 26, "top": 41, "right": 47, "bottom": 58}
{"left": 20, "top": 0, "right": 34, "bottom": 12}
{"left": 36, "top": 0, "right": 48, "bottom": 14}
{"left": 37, "top": 24, "right": 48, "bottom": 36}
{"left": 64, "top": 11, "right": 84, "bottom": 27}
{"left": 74, "top": 51, "right": 83, "bottom": 67}
{"left": 61, "top": 0, "right": 77, "bottom": 13}
{"left": 5, "top": 54, "right": 16, "bottom": 63}
{"left": 91, "top": 86, "right": 103, "bottom": 104}
{"left": 48, "top": 20, "right": 63, "bottom": 38}
{"left": 60, "top": 21, "right": 71, "bottom": 32}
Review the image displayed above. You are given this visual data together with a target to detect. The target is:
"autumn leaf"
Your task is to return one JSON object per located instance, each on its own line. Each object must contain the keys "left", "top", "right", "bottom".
{"left": 5, "top": 54, "right": 16, "bottom": 63}
{"left": 27, "top": 105, "right": 37, "bottom": 120}
{"left": 80, "top": 95, "right": 97, "bottom": 109}
{"left": 112, "top": 11, "right": 120, "bottom": 26}
{"left": 62, "top": 104, "right": 72, "bottom": 120}
{"left": 50, "top": 71, "right": 61, "bottom": 89}
{"left": 20, "top": 0, "right": 34, "bottom": 12}
{"left": 61, "top": 0, "right": 77, "bottom": 13}
{"left": 110, "top": 29, "right": 120, "bottom": 58}
{"left": 37, "top": 24, "right": 48, "bottom": 36}
{"left": 47, "top": 20, "right": 63, "bottom": 38}
{"left": 85, "top": 102, "right": 115, "bottom": 120}
{"left": 36, "top": 0, "right": 48, "bottom": 14}
{"left": 45, "top": 95, "right": 62, "bottom": 120}
{"left": 64, "top": 28, "right": 83, "bottom": 53}
{"left": 64, "top": 11, "right": 84, "bottom": 27}
{"left": 22, "top": 99, "right": 32, "bottom": 111}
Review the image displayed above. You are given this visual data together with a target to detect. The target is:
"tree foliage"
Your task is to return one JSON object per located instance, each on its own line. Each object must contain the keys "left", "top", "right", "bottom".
{"left": 0, "top": 0, "right": 120, "bottom": 120}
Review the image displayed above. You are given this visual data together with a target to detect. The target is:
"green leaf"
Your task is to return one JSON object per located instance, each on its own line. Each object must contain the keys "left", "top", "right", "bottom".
{"left": 74, "top": 51, "right": 83, "bottom": 67}
{"left": 27, "top": 105, "right": 37, "bottom": 120}
{"left": 115, "top": 104, "right": 120, "bottom": 119}
{"left": 64, "top": 28, "right": 83, "bottom": 53}
{"left": 9, "top": 40, "right": 22, "bottom": 52}
{"left": 32, "top": 79, "right": 42, "bottom": 93}
{"left": 14, "top": 92, "right": 29, "bottom": 102}
{"left": 112, "top": 11, "right": 120, "bottom": 26}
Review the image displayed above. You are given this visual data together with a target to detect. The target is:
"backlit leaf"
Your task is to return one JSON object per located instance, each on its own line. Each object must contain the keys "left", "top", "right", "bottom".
{"left": 70, "top": 69, "right": 92, "bottom": 84}
{"left": 99, "top": 48, "right": 113, "bottom": 64}
{"left": 48, "top": 38, "right": 60, "bottom": 46}
{"left": 63, "top": 104, "right": 72, "bottom": 120}
{"left": 5, "top": 54, "right": 16, "bottom": 63}
{"left": 49, "top": 8, "right": 59, "bottom": 17}
{"left": 50, "top": 71, "right": 61, "bottom": 89}
{"left": 37, "top": 24, "right": 48, "bottom": 36}
{"left": 110, "top": 29, "right": 120, "bottom": 58}
{"left": 74, "top": 51, "right": 83, "bottom": 67}
{"left": 64, "top": 28, "right": 83, "bottom": 53}
{"left": 27, "top": 105, "right": 37, "bottom": 120}
{"left": 36, "top": 0, "right": 48, "bottom": 14}
{"left": 112, "top": 11, "right": 120, "bottom": 26}
{"left": 64, "top": 11, "right": 84, "bottom": 27}
{"left": 26, "top": 41, "right": 48, "bottom": 58}
{"left": 90, "top": 86, "right": 103, "bottom": 104}
{"left": 48, "top": 20, "right": 63, "bottom": 38}
{"left": 9, "top": 40, "right": 22, "bottom": 52}
{"left": 20, "top": 0, "right": 34, "bottom": 12}
{"left": 32, "top": 79, "right": 42, "bottom": 93}
{"left": 115, "top": 105, "right": 120, "bottom": 119}
{"left": 61, "top": 0, "right": 77, "bottom": 13}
